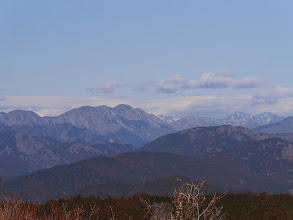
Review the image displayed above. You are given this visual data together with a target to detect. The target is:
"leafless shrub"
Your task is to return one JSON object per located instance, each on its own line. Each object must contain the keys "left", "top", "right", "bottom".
{"left": 0, "top": 191, "right": 39, "bottom": 220}
{"left": 142, "top": 200, "right": 174, "bottom": 220}
{"left": 108, "top": 204, "right": 117, "bottom": 220}
{"left": 143, "top": 180, "right": 227, "bottom": 220}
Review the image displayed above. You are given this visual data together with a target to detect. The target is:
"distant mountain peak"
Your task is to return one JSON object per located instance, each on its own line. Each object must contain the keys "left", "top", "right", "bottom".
{"left": 226, "top": 112, "right": 252, "bottom": 120}
{"left": 0, "top": 109, "right": 44, "bottom": 126}
{"left": 40, "top": 104, "right": 175, "bottom": 146}
{"left": 8, "top": 109, "right": 39, "bottom": 115}
{"left": 256, "top": 112, "right": 272, "bottom": 117}
{"left": 114, "top": 104, "right": 134, "bottom": 110}
{"left": 77, "top": 105, "right": 94, "bottom": 110}
{"left": 254, "top": 112, "right": 284, "bottom": 119}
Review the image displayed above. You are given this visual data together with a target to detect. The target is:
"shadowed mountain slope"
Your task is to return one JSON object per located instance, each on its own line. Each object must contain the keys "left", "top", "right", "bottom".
{"left": 4, "top": 125, "right": 293, "bottom": 202}
{"left": 138, "top": 126, "right": 293, "bottom": 194}
{"left": 2, "top": 151, "right": 269, "bottom": 203}
{"left": 254, "top": 116, "right": 293, "bottom": 134}
{"left": 0, "top": 131, "right": 136, "bottom": 176}
{"left": 0, "top": 123, "right": 101, "bottom": 144}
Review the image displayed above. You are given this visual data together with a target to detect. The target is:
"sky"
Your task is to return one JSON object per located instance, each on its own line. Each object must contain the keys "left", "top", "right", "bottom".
{"left": 0, "top": 0, "right": 293, "bottom": 118}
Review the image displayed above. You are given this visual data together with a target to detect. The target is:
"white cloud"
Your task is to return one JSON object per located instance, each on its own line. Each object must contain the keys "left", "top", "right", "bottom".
{"left": 253, "top": 86, "right": 293, "bottom": 105}
{"left": 158, "top": 75, "right": 198, "bottom": 93}
{"left": 231, "top": 77, "right": 264, "bottom": 89}
{"left": 158, "top": 73, "right": 264, "bottom": 93}
{"left": 87, "top": 80, "right": 120, "bottom": 93}
{"left": 198, "top": 73, "right": 232, "bottom": 88}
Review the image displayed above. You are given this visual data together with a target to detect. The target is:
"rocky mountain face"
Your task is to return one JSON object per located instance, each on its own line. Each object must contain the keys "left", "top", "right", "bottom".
{"left": 169, "top": 112, "right": 285, "bottom": 131}
{"left": 0, "top": 110, "right": 45, "bottom": 126}
{"left": 0, "top": 131, "right": 136, "bottom": 176}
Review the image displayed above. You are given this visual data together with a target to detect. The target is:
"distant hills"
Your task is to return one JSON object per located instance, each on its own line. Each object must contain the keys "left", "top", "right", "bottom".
{"left": 2, "top": 151, "right": 267, "bottom": 203}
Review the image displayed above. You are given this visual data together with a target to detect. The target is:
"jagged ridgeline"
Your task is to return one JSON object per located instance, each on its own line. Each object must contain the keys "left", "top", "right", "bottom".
{"left": 0, "top": 105, "right": 287, "bottom": 146}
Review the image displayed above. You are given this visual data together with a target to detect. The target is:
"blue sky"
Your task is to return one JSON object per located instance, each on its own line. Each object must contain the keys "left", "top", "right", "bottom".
{"left": 0, "top": 1, "right": 293, "bottom": 118}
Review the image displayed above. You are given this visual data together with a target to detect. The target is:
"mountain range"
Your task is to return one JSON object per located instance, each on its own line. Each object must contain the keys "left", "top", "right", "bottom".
{"left": 169, "top": 112, "right": 285, "bottom": 131}
{"left": 1, "top": 104, "right": 293, "bottom": 201}
{"left": 3, "top": 125, "right": 293, "bottom": 202}
{"left": 0, "top": 105, "right": 288, "bottom": 147}
{"left": 0, "top": 105, "right": 175, "bottom": 146}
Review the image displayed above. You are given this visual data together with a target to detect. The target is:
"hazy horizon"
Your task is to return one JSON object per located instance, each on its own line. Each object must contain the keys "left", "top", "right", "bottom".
{"left": 0, "top": 103, "right": 288, "bottom": 120}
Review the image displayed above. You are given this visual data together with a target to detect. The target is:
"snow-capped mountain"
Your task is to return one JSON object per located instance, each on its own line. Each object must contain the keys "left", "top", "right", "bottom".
{"left": 157, "top": 115, "right": 178, "bottom": 124}
{"left": 226, "top": 112, "right": 285, "bottom": 128}
{"left": 169, "top": 112, "right": 285, "bottom": 130}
